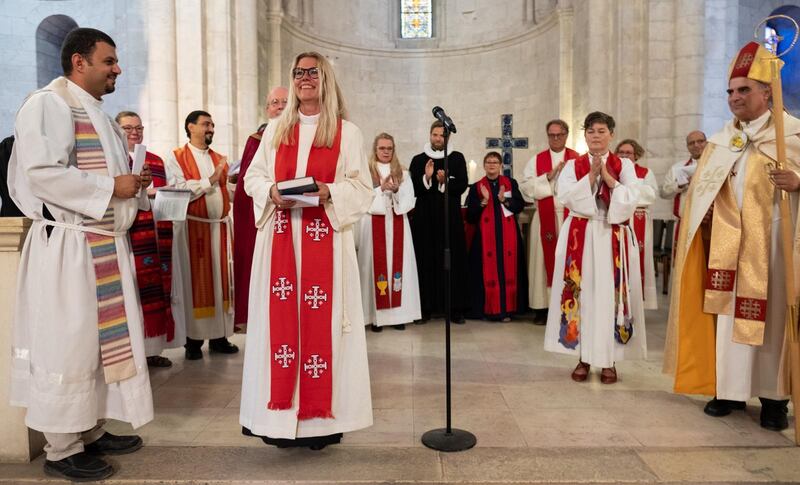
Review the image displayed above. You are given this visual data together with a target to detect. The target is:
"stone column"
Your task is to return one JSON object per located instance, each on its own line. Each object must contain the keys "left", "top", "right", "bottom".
{"left": 265, "top": 0, "right": 284, "bottom": 94}
{"left": 235, "top": 0, "right": 260, "bottom": 139}
{"left": 145, "top": 0, "right": 179, "bottom": 156}
{"left": 0, "top": 218, "right": 44, "bottom": 463}
{"left": 557, "top": 7, "right": 575, "bottom": 147}
{"left": 175, "top": 0, "right": 206, "bottom": 141}
{"left": 205, "top": 0, "right": 236, "bottom": 159}
{"left": 672, "top": 0, "right": 705, "bottom": 156}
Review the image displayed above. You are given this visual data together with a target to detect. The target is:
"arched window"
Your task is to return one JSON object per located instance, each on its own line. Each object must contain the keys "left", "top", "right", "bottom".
{"left": 401, "top": 0, "right": 433, "bottom": 39}
{"left": 36, "top": 15, "right": 78, "bottom": 87}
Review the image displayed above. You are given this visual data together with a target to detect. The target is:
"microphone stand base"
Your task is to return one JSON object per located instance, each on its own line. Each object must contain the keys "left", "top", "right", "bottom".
{"left": 421, "top": 428, "right": 477, "bottom": 452}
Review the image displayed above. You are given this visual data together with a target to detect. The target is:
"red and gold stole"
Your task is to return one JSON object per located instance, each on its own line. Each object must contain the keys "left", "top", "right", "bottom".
{"left": 536, "top": 148, "right": 578, "bottom": 287}
{"left": 477, "top": 176, "right": 519, "bottom": 315}
{"left": 173, "top": 145, "right": 231, "bottom": 319}
{"left": 558, "top": 153, "right": 633, "bottom": 349}
{"left": 268, "top": 121, "right": 341, "bottom": 419}
{"left": 632, "top": 163, "right": 649, "bottom": 294}
{"left": 371, "top": 208, "right": 404, "bottom": 310}
{"left": 129, "top": 151, "right": 175, "bottom": 341}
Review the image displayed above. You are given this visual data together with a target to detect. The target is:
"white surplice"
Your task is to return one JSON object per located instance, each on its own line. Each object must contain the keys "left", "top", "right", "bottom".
{"left": 520, "top": 149, "right": 567, "bottom": 310}
{"left": 632, "top": 168, "right": 658, "bottom": 309}
{"left": 165, "top": 144, "right": 233, "bottom": 340}
{"left": 240, "top": 113, "right": 374, "bottom": 439}
{"left": 543, "top": 154, "right": 647, "bottom": 368}
{"left": 355, "top": 166, "right": 421, "bottom": 327}
{"left": 9, "top": 79, "right": 153, "bottom": 433}
{"left": 660, "top": 158, "right": 697, "bottom": 220}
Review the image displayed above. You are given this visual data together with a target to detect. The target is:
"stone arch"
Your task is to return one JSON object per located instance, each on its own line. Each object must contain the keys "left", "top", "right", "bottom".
{"left": 36, "top": 14, "right": 78, "bottom": 87}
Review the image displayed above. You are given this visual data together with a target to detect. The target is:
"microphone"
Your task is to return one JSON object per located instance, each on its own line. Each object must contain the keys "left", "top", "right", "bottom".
{"left": 432, "top": 106, "right": 457, "bottom": 134}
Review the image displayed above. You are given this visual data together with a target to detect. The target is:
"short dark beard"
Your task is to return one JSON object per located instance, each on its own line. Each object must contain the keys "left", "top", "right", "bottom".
{"left": 205, "top": 134, "right": 214, "bottom": 145}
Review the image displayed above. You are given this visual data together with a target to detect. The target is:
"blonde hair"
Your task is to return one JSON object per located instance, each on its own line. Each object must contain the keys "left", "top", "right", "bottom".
{"left": 272, "top": 52, "right": 348, "bottom": 149}
{"left": 369, "top": 133, "right": 404, "bottom": 187}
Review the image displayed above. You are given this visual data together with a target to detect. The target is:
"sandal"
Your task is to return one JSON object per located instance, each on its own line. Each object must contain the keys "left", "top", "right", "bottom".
{"left": 600, "top": 366, "right": 617, "bottom": 384}
{"left": 571, "top": 361, "right": 590, "bottom": 382}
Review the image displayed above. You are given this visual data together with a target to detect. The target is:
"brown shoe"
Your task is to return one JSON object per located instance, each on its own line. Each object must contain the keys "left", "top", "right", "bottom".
{"left": 571, "top": 361, "right": 590, "bottom": 382}
{"left": 600, "top": 367, "right": 617, "bottom": 384}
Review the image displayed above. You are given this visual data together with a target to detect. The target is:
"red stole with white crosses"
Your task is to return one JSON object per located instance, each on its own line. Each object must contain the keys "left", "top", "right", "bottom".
{"left": 632, "top": 163, "right": 649, "bottom": 294}
{"left": 477, "top": 176, "right": 518, "bottom": 315}
{"left": 268, "top": 121, "right": 341, "bottom": 419}
{"left": 535, "top": 148, "right": 578, "bottom": 287}
{"left": 371, "top": 210, "right": 404, "bottom": 309}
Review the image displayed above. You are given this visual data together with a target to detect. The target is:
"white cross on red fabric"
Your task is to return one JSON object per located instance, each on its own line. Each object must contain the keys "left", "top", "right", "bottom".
{"left": 271, "top": 277, "right": 294, "bottom": 300}
{"left": 274, "top": 210, "right": 288, "bottom": 234}
{"left": 273, "top": 344, "right": 295, "bottom": 368}
{"left": 304, "top": 285, "right": 328, "bottom": 309}
{"left": 304, "top": 354, "right": 328, "bottom": 378}
{"left": 305, "top": 218, "right": 329, "bottom": 241}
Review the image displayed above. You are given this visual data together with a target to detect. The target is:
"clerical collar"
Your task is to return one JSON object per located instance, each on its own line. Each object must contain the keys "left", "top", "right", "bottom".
{"left": 188, "top": 142, "right": 209, "bottom": 155}
{"left": 424, "top": 142, "right": 453, "bottom": 159}
{"left": 739, "top": 110, "right": 771, "bottom": 138}
{"left": 299, "top": 112, "right": 320, "bottom": 125}
{"left": 66, "top": 79, "right": 102, "bottom": 107}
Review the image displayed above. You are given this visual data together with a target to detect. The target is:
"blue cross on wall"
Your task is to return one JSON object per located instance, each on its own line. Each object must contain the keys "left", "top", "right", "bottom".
{"left": 485, "top": 114, "right": 528, "bottom": 177}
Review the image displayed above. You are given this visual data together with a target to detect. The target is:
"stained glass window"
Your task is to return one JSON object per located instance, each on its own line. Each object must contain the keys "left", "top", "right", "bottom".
{"left": 401, "top": 0, "right": 433, "bottom": 39}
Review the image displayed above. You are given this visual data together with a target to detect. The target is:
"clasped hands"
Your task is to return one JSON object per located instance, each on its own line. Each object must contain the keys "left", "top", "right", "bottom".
{"left": 424, "top": 159, "right": 446, "bottom": 185}
{"left": 270, "top": 183, "right": 330, "bottom": 209}
{"left": 479, "top": 185, "right": 505, "bottom": 207}
{"left": 589, "top": 156, "right": 617, "bottom": 191}
{"left": 113, "top": 163, "right": 152, "bottom": 199}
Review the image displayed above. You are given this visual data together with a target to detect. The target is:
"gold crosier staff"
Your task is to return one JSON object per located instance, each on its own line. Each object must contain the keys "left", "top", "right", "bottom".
{"left": 758, "top": 14, "right": 800, "bottom": 444}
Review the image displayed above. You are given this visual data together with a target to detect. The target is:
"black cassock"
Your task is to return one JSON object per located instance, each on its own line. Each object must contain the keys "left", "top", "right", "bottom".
{"left": 409, "top": 150, "right": 469, "bottom": 318}
{"left": 465, "top": 177, "right": 528, "bottom": 320}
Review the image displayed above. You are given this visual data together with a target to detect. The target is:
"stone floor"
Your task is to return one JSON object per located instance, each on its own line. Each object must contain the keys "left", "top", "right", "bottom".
{"left": 2, "top": 291, "right": 800, "bottom": 483}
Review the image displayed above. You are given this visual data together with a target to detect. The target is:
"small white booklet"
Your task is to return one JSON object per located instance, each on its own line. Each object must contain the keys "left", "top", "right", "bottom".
{"left": 283, "top": 194, "right": 320, "bottom": 208}
{"left": 153, "top": 188, "right": 192, "bottom": 221}
{"left": 501, "top": 191, "right": 514, "bottom": 218}
{"left": 131, "top": 144, "right": 147, "bottom": 175}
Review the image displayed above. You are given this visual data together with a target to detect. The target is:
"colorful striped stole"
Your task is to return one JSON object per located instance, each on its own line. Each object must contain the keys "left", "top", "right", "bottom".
{"left": 71, "top": 103, "right": 136, "bottom": 384}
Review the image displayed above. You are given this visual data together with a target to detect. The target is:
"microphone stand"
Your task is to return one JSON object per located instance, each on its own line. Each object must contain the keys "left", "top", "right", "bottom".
{"left": 421, "top": 120, "right": 477, "bottom": 452}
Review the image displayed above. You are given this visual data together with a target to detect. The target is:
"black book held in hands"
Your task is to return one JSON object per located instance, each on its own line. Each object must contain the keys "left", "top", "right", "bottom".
{"left": 277, "top": 176, "right": 318, "bottom": 195}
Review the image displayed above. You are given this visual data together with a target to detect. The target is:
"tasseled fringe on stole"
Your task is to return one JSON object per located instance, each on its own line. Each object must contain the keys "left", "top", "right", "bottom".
{"left": 297, "top": 409, "right": 335, "bottom": 420}
{"left": 268, "top": 401, "right": 292, "bottom": 411}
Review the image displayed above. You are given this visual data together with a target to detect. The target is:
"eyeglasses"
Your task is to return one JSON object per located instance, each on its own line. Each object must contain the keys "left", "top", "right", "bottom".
{"left": 269, "top": 98, "right": 288, "bottom": 107}
{"left": 377, "top": 147, "right": 394, "bottom": 151}
{"left": 292, "top": 67, "right": 320, "bottom": 79}
{"left": 121, "top": 125, "right": 144, "bottom": 132}
{"left": 547, "top": 133, "right": 567, "bottom": 139}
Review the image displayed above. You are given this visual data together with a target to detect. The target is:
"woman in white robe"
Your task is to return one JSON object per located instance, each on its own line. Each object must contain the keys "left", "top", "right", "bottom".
{"left": 356, "top": 133, "right": 420, "bottom": 331}
{"left": 615, "top": 139, "right": 659, "bottom": 309}
{"left": 240, "top": 52, "right": 374, "bottom": 448}
{"left": 543, "top": 112, "right": 646, "bottom": 384}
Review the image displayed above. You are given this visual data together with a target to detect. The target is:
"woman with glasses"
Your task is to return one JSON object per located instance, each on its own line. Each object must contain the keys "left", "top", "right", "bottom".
{"left": 240, "top": 52, "right": 375, "bottom": 449}
{"left": 355, "top": 133, "right": 421, "bottom": 332}
{"left": 543, "top": 112, "right": 647, "bottom": 385}
{"left": 465, "top": 151, "right": 528, "bottom": 321}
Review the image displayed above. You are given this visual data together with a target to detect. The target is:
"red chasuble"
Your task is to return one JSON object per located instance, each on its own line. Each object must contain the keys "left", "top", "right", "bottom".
{"left": 173, "top": 145, "right": 231, "bottom": 319}
{"left": 371, "top": 210, "right": 404, "bottom": 309}
{"left": 268, "top": 121, "right": 341, "bottom": 419}
{"left": 129, "top": 151, "right": 175, "bottom": 340}
{"left": 233, "top": 126, "right": 265, "bottom": 330}
{"left": 535, "top": 148, "right": 579, "bottom": 287}
{"left": 558, "top": 153, "right": 633, "bottom": 349}
{"left": 632, "top": 163, "right": 649, "bottom": 293}
{"left": 477, "top": 176, "right": 519, "bottom": 315}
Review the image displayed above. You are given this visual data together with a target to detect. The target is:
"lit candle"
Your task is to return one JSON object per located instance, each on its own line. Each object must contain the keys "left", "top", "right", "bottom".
{"left": 468, "top": 159, "right": 477, "bottom": 183}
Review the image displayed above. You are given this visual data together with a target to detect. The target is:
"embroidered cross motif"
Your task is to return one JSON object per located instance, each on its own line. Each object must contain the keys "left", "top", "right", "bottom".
{"left": 710, "top": 270, "right": 732, "bottom": 290}
{"left": 304, "top": 354, "right": 328, "bottom": 379}
{"left": 274, "top": 344, "right": 295, "bottom": 368}
{"left": 545, "top": 232, "right": 555, "bottom": 242}
{"left": 738, "top": 298, "right": 762, "bottom": 320}
{"left": 305, "top": 218, "right": 329, "bottom": 241}
{"left": 271, "top": 277, "right": 294, "bottom": 300}
{"left": 274, "top": 210, "right": 288, "bottom": 234}
{"left": 304, "top": 285, "right": 328, "bottom": 309}
{"left": 736, "top": 53, "right": 754, "bottom": 69}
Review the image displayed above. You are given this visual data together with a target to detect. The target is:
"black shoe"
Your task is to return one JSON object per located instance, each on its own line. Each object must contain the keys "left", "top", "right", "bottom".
{"left": 394, "top": 324, "right": 406, "bottom": 331}
{"left": 532, "top": 309, "right": 547, "bottom": 326}
{"left": 703, "top": 398, "right": 746, "bottom": 417}
{"left": 84, "top": 432, "right": 143, "bottom": 455}
{"left": 415, "top": 314, "right": 430, "bottom": 325}
{"left": 452, "top": 314, "right": 466, "bottom": 324}
{"left": 185, "top": 347, "right": 203, "bottom": 360}
{"left": 43, "top": 452, "right": 114, "bottom": 482}
{"left": 370, "top": 324, "right": 383, "bottom": 333}
{"left": 209, "top": 337, "right": 239, "bottom": 354}
{"left": 759, "top": 398, "right": 789, "bottom": 431}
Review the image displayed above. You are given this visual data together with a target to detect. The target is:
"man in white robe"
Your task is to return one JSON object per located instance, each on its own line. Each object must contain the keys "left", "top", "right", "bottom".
{"left": 660, "top": 130, "right": 706, "bottom": 259}
{"left": 356, "top": 133, "right": 420, "bottom": 331}
{"left": 165, "top": 110, "right": 235, "bottom": 360}
{"left": 664, "top": 42, "right": 800, "bottom": 431}
{"left": 240, "top": 52, "right": 374, "bottom": 448}
{"left": 9, "top": 28, "right": 153, "bottom": 481}
{"left": 520, "top": 120, "right": 579, "bottom": 323}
